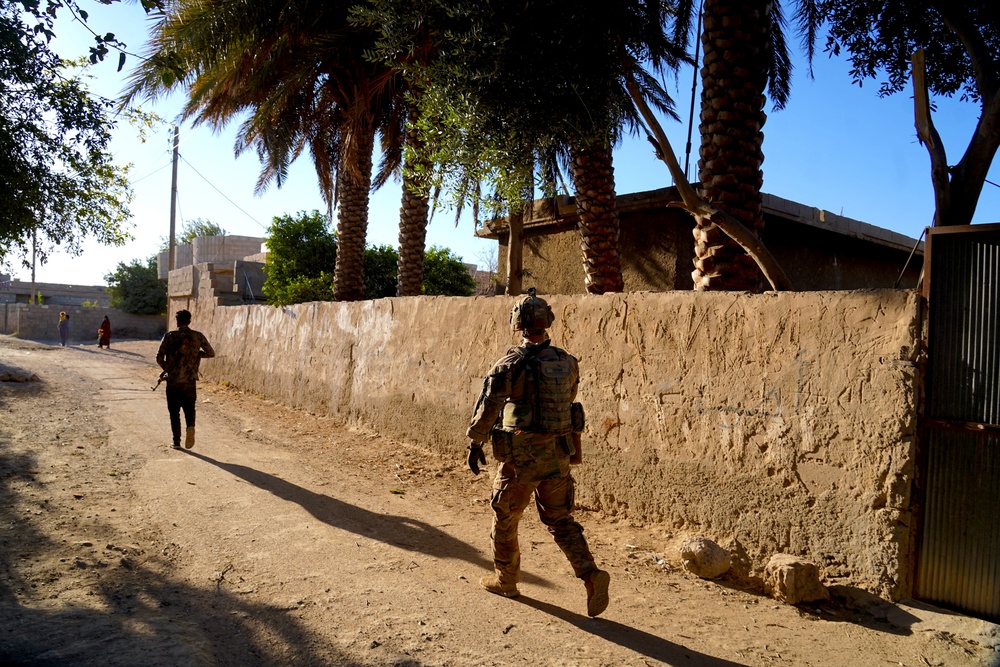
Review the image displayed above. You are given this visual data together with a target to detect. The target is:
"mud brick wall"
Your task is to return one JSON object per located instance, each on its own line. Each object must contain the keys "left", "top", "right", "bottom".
{"left": 175, "top": 281, "right": 921, "bottom": 600}
{"left": 7, "top": 304, "right": 167, "bottom": 342}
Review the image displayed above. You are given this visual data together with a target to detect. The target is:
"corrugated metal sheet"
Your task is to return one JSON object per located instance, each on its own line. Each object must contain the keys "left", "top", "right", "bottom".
{"left": 918, "top": 225, "right": 1000, "bottom": 622}
{"left": 917, "top": 430, "right": 1000, "bottom": 619}
{"left": 926, "top": 228, "right": 1000, "bottom": 424}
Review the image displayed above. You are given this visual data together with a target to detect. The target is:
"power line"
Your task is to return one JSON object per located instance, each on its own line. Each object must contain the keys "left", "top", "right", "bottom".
{"left": 178, "top": 154, "right": 266, "bottom": 229}
{"left": 130, "top": 161, "right": 171, "bottom": 184}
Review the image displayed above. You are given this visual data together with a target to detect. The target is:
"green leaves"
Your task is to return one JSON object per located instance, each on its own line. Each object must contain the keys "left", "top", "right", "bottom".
{"left": 422, "top": 245, "right": 475, "bottom": 296}
{"left": 364, "top": 0, "right": 685, "bottom": 218}
{"left": 821, "top": 0, "right": 998, "bottom": 102}
{"left": 0, "top": 5, "right": 133, "bottom": 267}
{"left": 104, "top": 256, "right": 167, "bottom": 315}
{"left": 263, "top": 211, "right": 338, "bottom": 306}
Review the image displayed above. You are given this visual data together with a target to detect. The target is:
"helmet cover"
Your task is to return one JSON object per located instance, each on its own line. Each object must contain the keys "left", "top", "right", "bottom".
{"left": 510, "top": 287, "right": 555, "bottom": 332}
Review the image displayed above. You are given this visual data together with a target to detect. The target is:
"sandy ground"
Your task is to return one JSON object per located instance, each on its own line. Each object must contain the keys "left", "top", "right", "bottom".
{"left": 0, "top": 334, "right": 998, "bottom": 667}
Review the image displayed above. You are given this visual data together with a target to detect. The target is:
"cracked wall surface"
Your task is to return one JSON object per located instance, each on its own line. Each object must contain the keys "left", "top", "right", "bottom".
{"left": 171, "top": 278, "right": 922, "bottom": 600}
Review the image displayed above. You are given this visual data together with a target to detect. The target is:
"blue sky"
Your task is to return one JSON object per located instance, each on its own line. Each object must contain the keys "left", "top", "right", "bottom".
{"left": 16, "top": 1, "right": 1000, "bottom": 286}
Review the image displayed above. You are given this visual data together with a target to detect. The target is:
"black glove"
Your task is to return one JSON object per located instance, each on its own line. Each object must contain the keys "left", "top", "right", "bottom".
{"left": 467, "top": 441, "right": 487, "bottom": 475}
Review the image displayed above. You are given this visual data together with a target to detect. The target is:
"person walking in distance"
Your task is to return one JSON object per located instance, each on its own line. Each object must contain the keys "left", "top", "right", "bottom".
{"left": 156, "top": 309, "right": 215, "bottom": 449}
{"left": 97, "top": 315, "right": 111, "bottom": 349}
{"left": 466, "top": 288, "right": 610, "bottom": 617}
{"left": 57, "top": 312, "right": 70, "bottom": 346}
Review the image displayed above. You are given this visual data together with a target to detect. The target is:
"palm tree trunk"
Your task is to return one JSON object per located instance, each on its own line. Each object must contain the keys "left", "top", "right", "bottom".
{"left": 569, "top": 138, "right": 624, "bottom": 294}
{"left": 334, "top": 121, "right": 375, "bottom": 302}
{"left": 627, "top": 74, "right": 793, "bottom": 291}
{"left": 694, "top": 0, "right": 772, "bottom": 291}
{"left": 396, "top": 104, "right": 430, "bottom": 297}
{"left": 506, "top": 207, "right": 524, "bottom": 296}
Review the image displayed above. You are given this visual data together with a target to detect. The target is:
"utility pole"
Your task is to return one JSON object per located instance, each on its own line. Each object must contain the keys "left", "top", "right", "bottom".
{"left": 30, "top": 228, "right": 36, "bottom": 306}
{"left": 168, "top": 124, "right": 179, "bottom": 271}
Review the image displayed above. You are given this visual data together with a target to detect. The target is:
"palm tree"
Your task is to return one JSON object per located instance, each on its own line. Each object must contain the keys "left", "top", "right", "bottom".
{"left": 368, "top": 0, "right": 687, "bottom": 295}
{"left": 674, "top": 0, "right": 819, "bottom": 290}
{"left": 392, "top": 98, "right": 431, "bottom": 296}
{"left": 125, "top": 0, "right": 418, "bottom": 302}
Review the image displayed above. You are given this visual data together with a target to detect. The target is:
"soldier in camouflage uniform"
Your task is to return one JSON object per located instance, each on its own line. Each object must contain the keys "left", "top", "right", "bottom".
{"left": 156, "top": 309, "right": 215, "bottom": 449}
{"left": 467, "top": 289, "right": 610, "bottom": 617}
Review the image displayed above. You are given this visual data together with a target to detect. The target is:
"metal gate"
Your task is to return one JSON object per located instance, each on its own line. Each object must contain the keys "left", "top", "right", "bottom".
{"left": 917, "top": 223, "right": 1000, "bottom": 621}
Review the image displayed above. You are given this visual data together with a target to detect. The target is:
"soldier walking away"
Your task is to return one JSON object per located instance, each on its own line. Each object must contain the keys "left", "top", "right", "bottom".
{"left": 466, "top": 288, "right": 610, "bottom": 617}
{"left": 156, "top": 309, "right": 215, "bottom": 450}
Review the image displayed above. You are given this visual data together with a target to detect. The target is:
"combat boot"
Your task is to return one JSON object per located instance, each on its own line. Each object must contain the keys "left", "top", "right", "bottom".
{"left": 185, "top": 427, "right": 195, "bottom": 449}
{"left": 479, "top": 575, "right": 519, "bottom": 598}
{"left": 583, "top": 569, "right": 610, "bottom": 617}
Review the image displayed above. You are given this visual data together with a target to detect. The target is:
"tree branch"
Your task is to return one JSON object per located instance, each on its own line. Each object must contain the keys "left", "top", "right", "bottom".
{"left": 928, "top": 1, "right": 999, "bottom": 101}
{"left": 912, "top": 49, "right": 952, "bottom": 226}
{"left": 625, "top": 74, "right": 794, "bottom": 292}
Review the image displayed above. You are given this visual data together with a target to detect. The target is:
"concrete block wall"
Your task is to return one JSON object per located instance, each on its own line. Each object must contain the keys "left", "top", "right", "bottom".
{"left": 157, "top": 235, "right": 264, "bottom": 280}
{"left": 176, "top": 284, "right": 922, "bottom": 600}
{"left": 157, "top": 245, "right": 194, "bottom": 280}
{"left": 193, "top": 235, "right": 264, "bottom": 266}
{"left": 5, "top": 304, "right": 167, "bottom": 342}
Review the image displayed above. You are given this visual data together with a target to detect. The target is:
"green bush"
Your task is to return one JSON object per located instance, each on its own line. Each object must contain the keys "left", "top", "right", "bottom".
{"left": 423, "top": 246, "right": 475, "bottom": 296}
{"left": 104, "top": 256, "right": 167, "bottom": 315}
{"left": 263, "top": 211, "right": 337, "bottom": 306}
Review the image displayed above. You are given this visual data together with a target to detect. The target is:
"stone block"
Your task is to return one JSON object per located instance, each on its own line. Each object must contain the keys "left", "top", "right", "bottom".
{"left": 680, "top": 536, "right": 732, "bottom": 579}
{"left": 765, "top": 554, "right": 830, "bottom": 604}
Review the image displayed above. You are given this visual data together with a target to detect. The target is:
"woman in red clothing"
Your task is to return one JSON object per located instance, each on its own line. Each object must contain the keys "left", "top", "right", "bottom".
{"left": 97, "top": 315, "right": 111, "bottom": 349}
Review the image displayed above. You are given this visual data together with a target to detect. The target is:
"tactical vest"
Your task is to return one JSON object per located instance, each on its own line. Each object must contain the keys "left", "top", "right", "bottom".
{"left": 502, "top": 346, "right": 575, "bottom": 435}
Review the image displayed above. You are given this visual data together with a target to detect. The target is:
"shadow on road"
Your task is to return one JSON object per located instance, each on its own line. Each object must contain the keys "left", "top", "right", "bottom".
{"left": 186, "top": 450, "right": 499, "bottom": 571}
{"left": 517, "top": 596, "right": 748, "bottom": 666}
{"left": 0, "top": 443, "right": 342, "bottom": 666}
{"left": 68, "top": 345, "right": 147, "bottom": 358}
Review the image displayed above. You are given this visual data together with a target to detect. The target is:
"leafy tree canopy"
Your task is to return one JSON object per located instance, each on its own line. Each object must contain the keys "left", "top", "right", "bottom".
{"left": 820, "top": 0, "right": 999, "bottom": 227}
{"left": 263, "top": 210, "right": 338, "bottom": 306}
{"left": 104, "top": 256, "right": 167, "bottom": 315}
{"left": 363, "top": 245, "right": 401, "bottom": 299}
{"left": 0, "top": 0, "right": 134, "bottom": 270}
{"left": 422, "top": 245, "right": 475, "bottom": 296}
{"left": 821, "top": 0, "right": 999, "bottom": 101}
{"left": 159, "top": 218, "right": 227, "bottom": 250}
{"left": 361, "top": 244, "right": 476, "bottom": 298}
{"left": 359, "top": 0, "right": 685, "bottom": 217}
{"left": 262, "top": 211, "right": 475, "bottom": 305}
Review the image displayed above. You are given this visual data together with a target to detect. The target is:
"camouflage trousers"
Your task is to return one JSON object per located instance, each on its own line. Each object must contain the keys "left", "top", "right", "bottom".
{"left": 489, "top": 435, "right": 596, "bottom": 585}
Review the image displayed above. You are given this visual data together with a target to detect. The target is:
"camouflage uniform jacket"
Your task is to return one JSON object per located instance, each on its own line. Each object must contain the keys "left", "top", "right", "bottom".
{"left": 156, "top": 326, "right": 215, "bottom": 384}
{"left": 467, "top": 339, "right": 579, "bottom": 444}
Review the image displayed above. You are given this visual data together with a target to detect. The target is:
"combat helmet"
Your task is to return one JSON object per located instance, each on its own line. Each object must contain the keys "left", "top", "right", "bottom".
{"left": 510, "top": 288, "right": 555, "bottom": 333}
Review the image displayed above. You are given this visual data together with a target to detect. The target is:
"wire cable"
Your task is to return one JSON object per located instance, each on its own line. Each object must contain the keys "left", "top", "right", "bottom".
{"left": 178, "top": 155, "right": 266, "bottom": 229}
{"left": 130, "top": 162, "right": 171, "bottom": 185}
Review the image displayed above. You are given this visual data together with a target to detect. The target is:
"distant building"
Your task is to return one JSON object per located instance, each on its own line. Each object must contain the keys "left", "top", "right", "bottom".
{"left": 156, "top": 235, "right": 266, "bottom": 280}
{"left": 0, "top": 275, "right": 109, "bottom": 307}
{"left": 476, "top": 187, "right": 924, "bottom": 293}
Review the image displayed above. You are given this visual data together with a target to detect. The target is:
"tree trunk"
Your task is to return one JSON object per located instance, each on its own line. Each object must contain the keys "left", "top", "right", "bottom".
{"left": 334, "top": 121, "right": 375, "bottom": 302}
{"left": 627, "top": 74, "right": 793, "bottom": 291}
{"left": 569, "top": 138, "right": 625, "bottom": 294}
{"left": 912, "top": 48, "right": 1000, "bottom": 228}
{"left": 396, "top": 104, "right": 430, "bottom": 297}
{"left": 694, "top": 0, "right": 772, "bottom": 291}
{"left": 506, "top": 208, "right": 524, "bottom": 296}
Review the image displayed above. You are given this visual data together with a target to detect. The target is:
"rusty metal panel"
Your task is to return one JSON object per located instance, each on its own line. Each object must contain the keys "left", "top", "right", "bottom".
{"left": 918, "top": 225, "right": 1000, "bottom": 622}
{"left": 916, "top": 430, "right": 1000, "bottom": 621}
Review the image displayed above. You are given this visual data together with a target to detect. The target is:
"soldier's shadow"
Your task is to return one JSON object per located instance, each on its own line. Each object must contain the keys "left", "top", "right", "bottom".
{"left": 185, "top": 450, "right": 545, "bottom": 586}
{"left": 516, "top": 596, "right": 746, "bottom": 665}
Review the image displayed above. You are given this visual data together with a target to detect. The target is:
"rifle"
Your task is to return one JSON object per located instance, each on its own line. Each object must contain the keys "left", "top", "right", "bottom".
{"left": 152, "top": 371, "right": 167, "bottom": 391}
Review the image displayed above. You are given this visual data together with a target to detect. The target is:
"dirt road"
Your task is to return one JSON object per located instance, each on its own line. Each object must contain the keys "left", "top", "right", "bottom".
{"left": 1, "top": 335, "right": 997, "bottom": 666}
